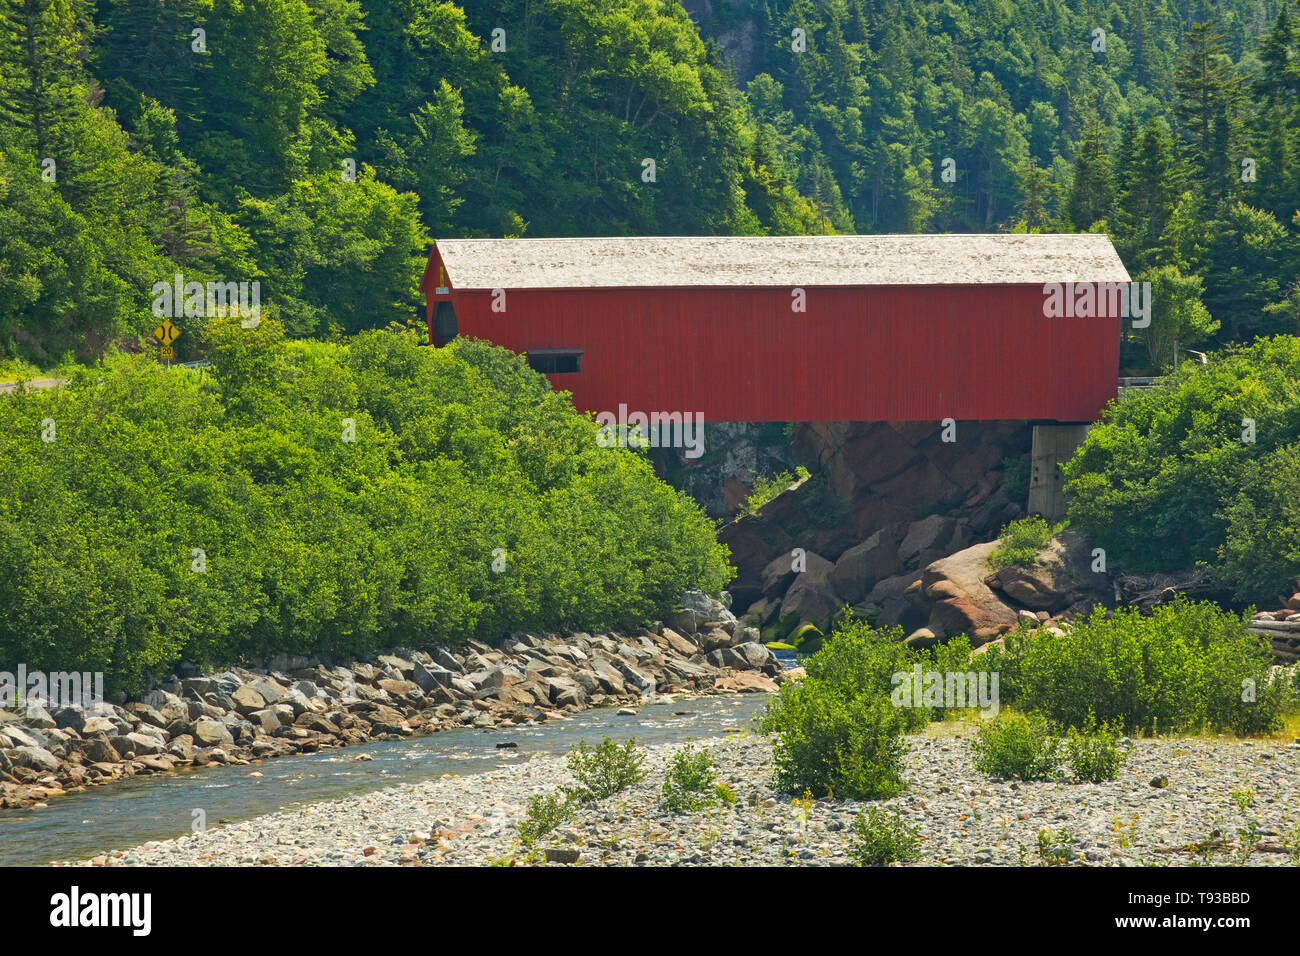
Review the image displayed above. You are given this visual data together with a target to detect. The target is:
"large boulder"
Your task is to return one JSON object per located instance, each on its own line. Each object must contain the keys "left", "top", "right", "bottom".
{"left": 992, "top": 529, "right": 1107, "bottom": 612}
{"left": 658, "top": 627, "right": 698, "bottom": 657}
{"left": 867, "top": 570, "right": 926, "bottom": 632}
{"left": 230, "top": 684, "right": 274, "bottom": 715}
{"left": 920, "top": 541, "right": 1019, "bottom": 645}
{"left": 191, "top": 717, "right": 235, "bottom": 748}
{"left": 774, "top": 552, "right": 842, "bottom": 636}
{"left": 8, "top": 745, "right": 61, "bottom": 773}
{"left": 731, "top": 641, "right": 779, "bottom": 671}
{"left": 713, "top": 672, "right": 779, "bottom": 694}
{"left": 18, "top": 701, "right": 56, "bottom": 729}
{"left": 829, "top": 529, "right": 901, "bottom": 604}
{"left": 761, "top": 552, "right": 800, "bottom": 598}
{"left": 432, "top": 647, "right": 465, "bottom": 674}
{"left": 616, "top": 661, "right": 656, "bottom": 695}
{"left": 410, "top": 662, "right": 454, "bottom": 693}
{"left": 111, "top": 732, "right": 165, "bottom": 757}
{"left": 140, "top": 690, "right": 189, "bottom": 724}
{"left": 897, "top": 514, "right": 960, "bottom": 567}
{"left": 668, "top": 590, "right": 736, "bottom": 634}
{"left": 679, "top": 589, "right": 735, "bottom": 622}
{"left": 0, "top": 724, "right": 41, "bottom": 749}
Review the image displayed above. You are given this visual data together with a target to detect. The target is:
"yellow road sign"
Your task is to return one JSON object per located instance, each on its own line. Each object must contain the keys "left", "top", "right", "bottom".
{"left": 160, "top": 344, "right": 175, "bottom": 361}
{"left": 154, "top": 319, "right": 179, "bottom": 344}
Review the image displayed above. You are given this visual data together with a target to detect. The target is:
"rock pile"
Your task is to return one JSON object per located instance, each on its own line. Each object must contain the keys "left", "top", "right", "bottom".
{"left": 0, "top": 592, "right": 784, "bottom": 811}
{"left": 722, "top": 422, "right": 1032, "bottom": 645}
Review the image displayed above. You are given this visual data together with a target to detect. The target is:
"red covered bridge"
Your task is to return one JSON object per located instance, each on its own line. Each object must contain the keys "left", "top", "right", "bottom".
{"left": 420, "top": 235, "right": 1129, "bottom": 423}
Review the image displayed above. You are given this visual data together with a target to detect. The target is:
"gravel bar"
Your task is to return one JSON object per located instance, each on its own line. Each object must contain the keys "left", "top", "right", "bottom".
{"left": 56, "top": 727, "right": 1300, "bottom": 867}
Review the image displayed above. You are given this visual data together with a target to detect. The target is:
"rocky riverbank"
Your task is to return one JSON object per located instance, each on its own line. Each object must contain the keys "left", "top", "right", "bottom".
{"left": 58, "top": 727, "right": 1300, "bottom": 867}
{"left": 1, "top": 592, "right": 787, "bottom": 811}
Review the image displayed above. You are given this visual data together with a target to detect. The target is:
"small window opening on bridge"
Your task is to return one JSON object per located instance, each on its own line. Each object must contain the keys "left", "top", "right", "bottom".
{"left": 526, "top": 350, "right": 582, "bottom": 374}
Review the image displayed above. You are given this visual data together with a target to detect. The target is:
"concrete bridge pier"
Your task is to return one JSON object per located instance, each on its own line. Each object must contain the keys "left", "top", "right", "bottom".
{"left": 1028, "top": 424, "right": 1091, "bottom": 520}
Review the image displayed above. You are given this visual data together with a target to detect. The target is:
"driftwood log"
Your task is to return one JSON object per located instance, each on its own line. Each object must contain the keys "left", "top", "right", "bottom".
{"left": 1245, "top": 619, "right": 1300, "bottom": 663}
{"left": 1112, "top": 570, "right": 1216, "bottom": 612}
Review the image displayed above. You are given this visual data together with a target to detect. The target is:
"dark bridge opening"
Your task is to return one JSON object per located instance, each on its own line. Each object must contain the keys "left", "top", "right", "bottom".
{"left": 433, "top": 301, "right": 458, "bottom": 345}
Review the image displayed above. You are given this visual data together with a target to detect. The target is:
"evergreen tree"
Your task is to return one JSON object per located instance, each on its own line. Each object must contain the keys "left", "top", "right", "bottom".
{"left": 1172, "top": 22, "right": 1247, "bottom": 199}
{"left": 0, "top": 0, "right": 90, "bottom": 165}
{"left": 1065, "top": 118, "right": 1116, "bottom": 228}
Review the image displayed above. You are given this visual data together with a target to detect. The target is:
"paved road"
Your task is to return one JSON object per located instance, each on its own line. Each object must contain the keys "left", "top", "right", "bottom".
{"left": 0, "top": 377, "right": 66, "bottom": 394}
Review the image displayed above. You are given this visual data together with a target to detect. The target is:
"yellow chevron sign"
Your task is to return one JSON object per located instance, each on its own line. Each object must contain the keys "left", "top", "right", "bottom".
{"left": 154, "top": 319, "right": 179, "bottom": 344}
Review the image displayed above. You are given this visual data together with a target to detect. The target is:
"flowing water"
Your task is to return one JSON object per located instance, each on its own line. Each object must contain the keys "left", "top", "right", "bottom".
{"left": 0, "top": 692, "right": 777, "bottom": 867}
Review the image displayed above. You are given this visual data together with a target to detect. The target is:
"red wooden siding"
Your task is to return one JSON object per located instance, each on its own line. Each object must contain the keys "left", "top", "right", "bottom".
{"left": 422, "top": 252, "right": 1118, "bottom": 423}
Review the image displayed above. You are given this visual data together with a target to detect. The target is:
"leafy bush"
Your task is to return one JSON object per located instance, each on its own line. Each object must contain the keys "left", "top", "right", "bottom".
{"left": 779, "top": 615, "right": 976, "bottom": 730}
{"left": 566, "top": 738, "right": 646, "bottom": 801}
{"left": 1065, "top": 718, "right": 1131, "bottom": 783}
{"left": 978, "top": 600, "right": 1294, "bottom": 735}
{"left": 1062, "top": 336, "right": 1300, "bottom": 599}
{"left": 759, "top": 678, "right": 909, "bottom": 800}
{"left": 517, "top": 792, "right": 574, "bottom": 846}
{"left": 1217, "top": 442, "right": 1300, "bottom": 602}
{"left": 0, "top": 324, "right": 733, "bottom": 693}
{"left": 849, "top": 807, "right": 922, "bottom": 866}
{"left": 987, "top": 516, "right": 1065, "bottom": 570}
{"left": 741, "top": 465, "right": 809, "bottom": 516}
{"left": 1000, "top": 456, "right": 1030, "bottom": 498}
{"left": 757, "top": 617, "right": 983, "bottom": 799}
{"left": 970, "top": 711, "right": 1062, "bottom": 780}
{"left": 661, "top": 744, "right": 718, "bottom": 813}
{"left": 1032, "top": 828, "right": 1078, "bottom": 865}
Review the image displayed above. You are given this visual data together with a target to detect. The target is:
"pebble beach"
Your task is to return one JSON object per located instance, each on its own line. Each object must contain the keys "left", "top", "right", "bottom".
{"left": 60, "top": 726, "right": 1300, "bottom": 867}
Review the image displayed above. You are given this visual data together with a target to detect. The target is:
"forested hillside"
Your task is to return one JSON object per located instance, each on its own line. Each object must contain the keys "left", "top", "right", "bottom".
{"left": 689, "top": 0, "right": 1300, "bottom": 358}
{"left": 1, "top": 0, "right": 1298, "bottom": 369}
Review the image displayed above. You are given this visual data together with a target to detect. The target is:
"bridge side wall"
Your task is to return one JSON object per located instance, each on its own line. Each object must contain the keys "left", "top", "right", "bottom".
{"left": 427, "top": 280, "right": 1119, "bottom": 423}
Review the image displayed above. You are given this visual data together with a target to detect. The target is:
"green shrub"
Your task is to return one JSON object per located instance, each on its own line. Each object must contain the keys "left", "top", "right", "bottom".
{"left": 784, "top": 616, "right": 975, "bottom": 729}
{"left": 741, "top": 466, "right": 809, "bottom": 516}
{"left": 1217, "top": 442, "right": 1300, "bottom": 602}
{"left": 759, "top": 680, "right": 908, "bottom": 799}
{"left": 757, "top": 617, "right": 985, "bottom": 799}
{"left": 970, "top": 711, "right": 1062, "bottom": 781}
{"left": 566, "top": 738, "right": 646, "bottom": 801}
{"left": 1001, "top": 456, "right": 1030, "bottom": 499}
{"left": 987, "top": 516, "right": 1065, "bottom": 570}
{"left": 1032, "top": 828, "right": 1078, "bottom": 865}
{"left": 517, "top": 791, "right": 574, "bottom": 846}
{"left": 981, "top": 600, "right": 1293, "bottom": 735}
{"left": 1061, "top": 336, "right": 1300, "bottom": 599}
{"left": 849, "top": 807, "right": 922, "bottom": 866}
{"left": 661, "top": 744, "right": 718, "bottom": 813}
{"left": 0, "top": 325, "right": 733, "bottom": 693}
{"left": 1065, "top": 717, "right": 1131, "bottom": 783}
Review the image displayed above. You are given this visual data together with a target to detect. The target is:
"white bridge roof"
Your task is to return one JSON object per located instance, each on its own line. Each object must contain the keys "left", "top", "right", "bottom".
{"left": 433, "top": 233, "right": 1131, "bottom": 290}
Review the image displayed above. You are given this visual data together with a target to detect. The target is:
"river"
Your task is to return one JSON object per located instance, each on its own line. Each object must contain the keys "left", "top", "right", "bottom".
{"left": 0, "top": 692, "right": 775, "bottom": 866}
